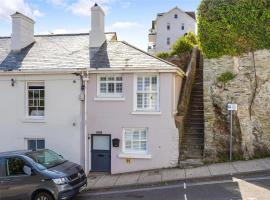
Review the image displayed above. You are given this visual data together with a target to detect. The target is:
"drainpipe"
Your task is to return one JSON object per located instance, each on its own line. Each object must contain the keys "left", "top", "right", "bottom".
{"left": 83, "top": 71, "right": 89, "bottom": 172}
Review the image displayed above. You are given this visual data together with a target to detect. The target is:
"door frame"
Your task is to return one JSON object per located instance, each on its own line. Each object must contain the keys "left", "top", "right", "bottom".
{"left": 90, "top": 134, "right": 111, "bottom": 172}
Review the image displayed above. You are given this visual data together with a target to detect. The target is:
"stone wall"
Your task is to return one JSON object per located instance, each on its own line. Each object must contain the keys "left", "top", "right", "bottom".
{"left": 204, "top": 50, "right": 270, "bottom": 162}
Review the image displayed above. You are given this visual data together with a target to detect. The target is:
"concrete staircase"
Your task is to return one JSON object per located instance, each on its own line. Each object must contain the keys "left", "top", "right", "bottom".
{"left": 180, "top": 52, "right": 204, "bottom": 166}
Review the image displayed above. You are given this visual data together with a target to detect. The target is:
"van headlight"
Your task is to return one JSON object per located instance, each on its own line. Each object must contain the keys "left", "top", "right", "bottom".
{"left": 52, "top": 177, "right": 68, "bottom": 185}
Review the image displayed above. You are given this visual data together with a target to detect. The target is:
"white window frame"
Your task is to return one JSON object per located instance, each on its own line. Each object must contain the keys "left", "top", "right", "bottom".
{"left": 134, "top": 74, "right": 160, "bottom": 112}
{"left": 96, "top": 74, "right": 123, "bottom": 98}
{"left": 122, "top": 128, "right": 148, "bottom": 154}
{"left": 25, "top": 138, "right": 45, "bottom": 151}
{"left": 25, "top": 81, "right": 45, "bottom": 120}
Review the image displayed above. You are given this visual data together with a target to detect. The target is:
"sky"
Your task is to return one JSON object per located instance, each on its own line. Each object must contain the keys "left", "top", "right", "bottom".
{"left": 0, "top": 0, "right": 201, "bottom": 51}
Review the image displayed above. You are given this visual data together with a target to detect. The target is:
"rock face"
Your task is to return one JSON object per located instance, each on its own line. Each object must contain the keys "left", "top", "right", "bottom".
{"left": 204, "top": 50, "right": 270, "bottom": 162}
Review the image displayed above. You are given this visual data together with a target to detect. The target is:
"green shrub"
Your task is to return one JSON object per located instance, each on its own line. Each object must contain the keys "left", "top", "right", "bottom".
{"left": 217, "top": 72, "right": 236, "bottom": 85}
{"left": 185, "top": 32, "right": 198, "bottom": 46}
{"left": 197, "top": 0, "right": 270, "bottom": 58}
{"left": 156, "top": 52, "right": 170, "bottom": 59}
{"left": 171, "top": 36, "right": 193, "bottom": 56}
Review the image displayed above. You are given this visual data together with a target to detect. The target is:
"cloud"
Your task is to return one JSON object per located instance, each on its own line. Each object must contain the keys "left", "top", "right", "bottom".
{"left": 33, "top": 10, "right": 45, "bottom": 17}
{"left": 121, "top": 2, "right": 131, "bottom": 9}
{"left": 46, "top": 0, "right": 67, "bottom": 6}
{"left": 68, "top": 0, "right": 114, "bottom": 16}
{"left": 0, "top": 0, "right": 44, "bottom": 20}
{"left": 110, "top": 21, "right": 141, "bottom": 29}
{"left": 39, "top": 28, "right": 89, "bottom": 35}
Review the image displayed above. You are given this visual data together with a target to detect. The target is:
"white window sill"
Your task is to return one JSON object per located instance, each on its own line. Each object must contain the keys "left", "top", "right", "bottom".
{"left": 94, "top": 97, "right": 125, "bottom": 101}
{"left": 23, "top": 117, "right": 45, "bottom": 123}
{"left": 131, "top": 111, "right": 162, "bottom": 115}
{"left": 118, "top": 153, "right": 152, "bottom": 159}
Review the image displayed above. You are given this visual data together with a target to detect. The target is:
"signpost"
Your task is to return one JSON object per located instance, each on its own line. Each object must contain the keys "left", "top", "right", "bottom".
{"left": 227, "top": 103, "right": 238, "bottom": 161}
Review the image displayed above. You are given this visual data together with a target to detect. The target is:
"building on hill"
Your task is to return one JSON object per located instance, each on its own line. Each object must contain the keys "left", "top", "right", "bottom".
{"left": 148, "top": 7, "right": 197, "bottom": 54}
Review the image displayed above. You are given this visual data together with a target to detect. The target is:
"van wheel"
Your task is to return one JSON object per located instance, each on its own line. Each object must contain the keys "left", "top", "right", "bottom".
{"left": 33, "top": 192, "right": 53, "bottom": 200}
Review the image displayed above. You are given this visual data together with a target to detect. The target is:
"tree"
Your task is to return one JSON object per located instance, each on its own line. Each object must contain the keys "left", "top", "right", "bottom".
{"left": 156, "top": 52, "right": 170, "bottom": 59}
{"left": 170, "top": 36, "right": 193, "bottom": 57}
{"left": 197, "top": 0, "right": 270, "bottom": 59}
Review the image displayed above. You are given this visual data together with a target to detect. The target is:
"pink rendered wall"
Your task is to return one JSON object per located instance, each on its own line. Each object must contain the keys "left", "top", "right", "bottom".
{"left": 87, "top": 72, "right": 182, "bottom": 174}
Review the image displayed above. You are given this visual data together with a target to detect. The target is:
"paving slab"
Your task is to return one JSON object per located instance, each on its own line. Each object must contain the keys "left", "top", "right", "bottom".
{"left": 232, "top": 159, "right": 268, "bottom": 173}
{"left": 115, "top": 172, "right": 141, "bottom": 186}
{"left": 208, "top": 163, "right": 237, "bottom": 176}
{"left": 185, "top": 166, "right": 211, "bottom": 179}
{"left": 87, "top": 176, "right": 102, "bottom": 189}
{"left": 138, "top": 170, "right": 162, "bottom": 184}
{"left": 161, "top": 168, "right": 185, "bottom": 182}
{"left": 92, "top": 175, "right": 120, "bottom": 188}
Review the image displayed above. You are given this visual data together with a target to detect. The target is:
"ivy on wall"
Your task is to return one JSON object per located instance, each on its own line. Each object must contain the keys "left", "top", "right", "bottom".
{"left": 197, "top": 0, "right": 270, "bottom": 58}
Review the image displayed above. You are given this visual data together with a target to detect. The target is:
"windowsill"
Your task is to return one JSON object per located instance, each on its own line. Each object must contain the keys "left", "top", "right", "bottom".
{"left": 131, "top": 111, "right": 162, "bottom": 115}
{"left": 94, "top": 97, "right": 125, "bottom": 101}
{"left": 118, "top": 153, "right": 152, "bottom": 159}
{"left": 23, "top": 117, "right": 45, "bottom": 123}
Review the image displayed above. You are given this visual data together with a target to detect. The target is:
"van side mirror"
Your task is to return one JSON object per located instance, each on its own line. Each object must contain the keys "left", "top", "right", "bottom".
{"left": 23, "top": 165, "right": 32, "bottom": 176}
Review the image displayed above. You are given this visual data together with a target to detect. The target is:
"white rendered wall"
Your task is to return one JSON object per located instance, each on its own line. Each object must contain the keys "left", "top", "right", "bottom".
{"left": 155, "top": 9, "right": 196, "bottom": 53}
{"left": 0, "top": 74, "right": 83, "bottom": 165}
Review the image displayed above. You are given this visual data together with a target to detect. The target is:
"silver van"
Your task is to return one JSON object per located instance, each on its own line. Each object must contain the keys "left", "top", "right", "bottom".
{"left": 0, "top": 149, "right": 87, "bottom": 200}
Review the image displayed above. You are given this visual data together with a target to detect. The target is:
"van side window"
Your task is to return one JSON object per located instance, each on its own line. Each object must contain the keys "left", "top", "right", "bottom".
{"left": 5, "top": 157, "right": 26, "bottom": 176}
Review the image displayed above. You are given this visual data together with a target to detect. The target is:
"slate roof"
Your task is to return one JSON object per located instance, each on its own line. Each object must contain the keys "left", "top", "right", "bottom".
{"left": 0, "top": 33, "right": 176, "bottom": 72}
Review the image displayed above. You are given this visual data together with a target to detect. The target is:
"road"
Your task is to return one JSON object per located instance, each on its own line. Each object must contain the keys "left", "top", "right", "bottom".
{"left": 76, "top": 172, "right": 270, "bottom": 200}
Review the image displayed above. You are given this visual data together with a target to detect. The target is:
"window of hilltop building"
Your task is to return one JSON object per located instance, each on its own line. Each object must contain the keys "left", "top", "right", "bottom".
{"left": 174, "top": 14, "right": 178, "bottom": 19}
{"left": 97, "top": 74, "right": 123, "bottom": 98}
{"left": 181, "top": 23, "right": 185, "bottom": 30}
{"left": 167, "top": 23, "right": 170, "bottom": 30}
{"left": 167, "top": 37, "right": 170, "bottom": 45}
{"left": 26, "top": 82, "right": 45, "bottom": 118}
{"left": 135, "top": 74, "right": 159, "bottom": 112}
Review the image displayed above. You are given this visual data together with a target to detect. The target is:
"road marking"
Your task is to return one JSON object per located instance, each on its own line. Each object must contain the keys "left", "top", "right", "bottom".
{"left": 184, "top": 194, "right": 187, "bottom": 200}
{"left": 80, "top": 175, "right": 270, "bottom": 197}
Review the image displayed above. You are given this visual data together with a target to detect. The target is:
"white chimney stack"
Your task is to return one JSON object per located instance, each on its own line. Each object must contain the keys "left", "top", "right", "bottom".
{"left": 11, "top": 12, "right": 35, "bottom": 51}
{"left": 89, "top": 3, "right": 106, "bottom": 48}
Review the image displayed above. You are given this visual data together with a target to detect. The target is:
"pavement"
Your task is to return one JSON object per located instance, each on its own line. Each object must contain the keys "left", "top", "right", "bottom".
{"left": 86, "top": 157, "right": 270, "bottom": 190}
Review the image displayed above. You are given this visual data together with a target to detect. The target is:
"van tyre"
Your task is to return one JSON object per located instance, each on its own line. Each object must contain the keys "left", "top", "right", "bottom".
{"left": 33, "top": 192, "right": 54, "bottom": 200}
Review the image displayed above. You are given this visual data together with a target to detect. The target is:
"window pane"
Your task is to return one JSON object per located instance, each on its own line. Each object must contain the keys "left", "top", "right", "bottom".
{"left": 137, "top": 77, "right": 143, "bottom": 91}
{"left": 108, "top": 76, "right": 114, "bottom": 81}
{"left": 100, "top": 83, "right": 107, "bottom": 93}
{"left": 150, "top": 94, "right": 157, "bottom": 110}
{"left": 151, "top": 76, "right": 157, "bottom": 91}
{"left": 116, "top": 76, "right": 122, "bottom": 81}
{"left": 141, "top": 141, "right": 147, "bottom": 150}
{"left": 133, "top": 141, "right": 140, "bottom": 150}
{"left": 144, "top": 77, "right": 150, "bottom": 91}
{"left": 144, "top": 94, "right": 150, "bottom": 109}
{"left": 29, "top": 90, "right": 33, "bottom": 98}
{"left": 37, "top": 140, "right": 45, "bottom": 150}
{"left": 28, "top": 140, "right": 36, "bottom": 151}
{"left": 92, "top": 136, "right": 110, "bottom": 150}
{"left": 137, "top": 94, "right": 143, "bottom": 108}
{"left": 133, "top": 131, "right": 139, "bottom": 140}
{"left": 108, "top": 83, "right": 115, "bottom": 93}
{"left": 40, "top": 90, "right": 44, "bottom": 98}
{"left": 100, "top": 77, "right": 106, "bottom": 81}
{"left": 33, "top": 90, "right": 39, "bottom": 98}
{"left": 125, "top": 141, "right": 132, "bottom": 150}
{"left": 6, "top": 157, "right": 26, "bottom": 176}
{"left": 116, "top": 83, "right": 122, "bottom": 93}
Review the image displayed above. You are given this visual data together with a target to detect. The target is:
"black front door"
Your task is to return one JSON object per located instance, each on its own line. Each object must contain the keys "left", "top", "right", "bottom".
{"left": 91, "top": 135, "right": 111, "bottom": 172}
